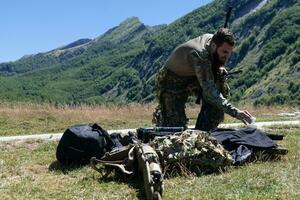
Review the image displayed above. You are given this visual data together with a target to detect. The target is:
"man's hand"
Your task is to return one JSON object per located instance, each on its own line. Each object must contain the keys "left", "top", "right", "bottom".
{"left": 236, "top": 109, "right": 254, "bottom": 125}
{"left": 217, "top": 66, "right": 229, "bottom": 82}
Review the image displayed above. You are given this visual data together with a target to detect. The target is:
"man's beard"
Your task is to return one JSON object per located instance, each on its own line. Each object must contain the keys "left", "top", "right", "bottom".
{"left": 212, "top": 50, "right": 226, "bottom": 79}
{"left": 212, "top": 50, "right": 226, "bottom": 67}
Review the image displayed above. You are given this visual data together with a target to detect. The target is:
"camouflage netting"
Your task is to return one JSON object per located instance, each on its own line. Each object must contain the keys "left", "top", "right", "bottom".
{"left": 151, "top": 130, "right": 233, "bottom": 175}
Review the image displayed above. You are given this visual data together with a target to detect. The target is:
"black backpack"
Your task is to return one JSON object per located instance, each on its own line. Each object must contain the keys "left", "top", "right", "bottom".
{"left": 56, "top": 123, "right": 114, "bottom": 165}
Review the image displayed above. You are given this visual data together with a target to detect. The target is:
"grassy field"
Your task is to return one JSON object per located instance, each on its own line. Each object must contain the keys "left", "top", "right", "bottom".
{"left": 0, "top": 103, "right": 299, "bottom": 199}
{"left": 0, "top": 128, "right": 299, "bottom": 199}
{"left": 0, "top": 102, "right": 298, "bottom": 136}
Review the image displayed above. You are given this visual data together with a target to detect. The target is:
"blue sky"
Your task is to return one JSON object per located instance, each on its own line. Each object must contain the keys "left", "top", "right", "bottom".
{"left": 0, "top": 0, "right": 213, "bottom": 63}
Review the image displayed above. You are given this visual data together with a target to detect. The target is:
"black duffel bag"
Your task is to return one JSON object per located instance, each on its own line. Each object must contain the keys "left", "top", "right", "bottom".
{"left": 56, "top": 123, "right": 115, "bottom": 165}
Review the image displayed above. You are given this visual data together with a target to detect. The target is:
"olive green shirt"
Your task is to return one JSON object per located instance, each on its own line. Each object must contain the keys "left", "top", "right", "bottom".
{"left": 165, "top": 34, "right": 238, "bottom": 117}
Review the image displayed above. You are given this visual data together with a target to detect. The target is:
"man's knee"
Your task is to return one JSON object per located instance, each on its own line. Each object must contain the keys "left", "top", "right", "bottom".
{"left": 152, "top": 106, "right": 188, "bottom": 127}
{"left": 153, "top": 92, "right": 189, "bottom": 127}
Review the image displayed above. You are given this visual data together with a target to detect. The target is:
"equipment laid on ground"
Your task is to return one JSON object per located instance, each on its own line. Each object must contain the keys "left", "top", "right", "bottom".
{"left": 56, "top": 123, "right": 115, "bottom": 165}
{"left": 56, "top": 123, "right": 288, "bottom": 200}
{"left": 135, "top": 143, "right": 163, "bottom": 200}
{"left": 137, "top": 127, "right": 185, "bottom": 143}
{"left": 90, "top": 142, "right": 163, "bottom": 200}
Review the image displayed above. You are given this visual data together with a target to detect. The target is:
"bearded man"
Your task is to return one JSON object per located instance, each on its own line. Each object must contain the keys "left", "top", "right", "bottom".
{"left": 153, "top": 28, "right": 254, "bottom": 131}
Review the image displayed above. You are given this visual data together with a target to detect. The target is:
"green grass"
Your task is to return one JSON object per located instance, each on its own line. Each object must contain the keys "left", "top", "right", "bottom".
{"left": 0, "top": 129, "right": 299, "bottom": 199}
{"left": 0, "top": 103, "right": 298, "bottom": 199}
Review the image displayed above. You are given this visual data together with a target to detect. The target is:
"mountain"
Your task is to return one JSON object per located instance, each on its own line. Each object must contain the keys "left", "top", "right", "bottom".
{"left": 59, "top": 39, "right": 92, "bottom": 50}
{"left": 0, "top": 0, "right": 299, "bottom": 106}
{"left": 229, "top": 0, "right": 300, "bottom": 105}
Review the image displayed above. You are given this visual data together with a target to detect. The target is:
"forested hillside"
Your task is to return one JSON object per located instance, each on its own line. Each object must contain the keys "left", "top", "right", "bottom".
{"left": 0, "top": 0, "right": 299, "bottom": 105}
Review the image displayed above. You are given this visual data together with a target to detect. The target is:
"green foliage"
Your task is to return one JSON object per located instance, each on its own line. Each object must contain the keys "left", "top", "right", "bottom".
{"left": 229, "top": 0, "right": 300, "bottom": 105}
{"left": 0, "top": 0, "right": 299, "bottom": 106}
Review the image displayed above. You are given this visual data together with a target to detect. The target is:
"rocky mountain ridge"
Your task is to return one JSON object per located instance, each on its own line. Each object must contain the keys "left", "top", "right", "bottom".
{"left": 0, "top": 0, "right": 298, "bottom": 105}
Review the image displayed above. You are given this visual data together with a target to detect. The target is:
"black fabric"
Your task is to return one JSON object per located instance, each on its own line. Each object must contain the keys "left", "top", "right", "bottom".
{"left": 265, "top": 133, "right": 285, "bottom": 140}
{"left": 56, "top": 123, "right": 115, "bottom": 165}
{"left": 211, "top": 127, "right": 278, "bottom": 150}
{"left": 110, "top": 132, "right": 138, "bottom": 147}
{"left": 210, "top": 127, "right": 280, "bottom": 164}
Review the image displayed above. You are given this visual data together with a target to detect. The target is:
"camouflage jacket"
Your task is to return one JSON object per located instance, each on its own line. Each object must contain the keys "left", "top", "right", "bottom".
{"left": 165, "top": 34, "right": 238, "bottom": 117}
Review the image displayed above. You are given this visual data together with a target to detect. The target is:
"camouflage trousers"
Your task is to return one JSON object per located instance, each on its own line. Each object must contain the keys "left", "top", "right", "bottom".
{"left": 153, "top": 67, "right": 229, "bottom": 131}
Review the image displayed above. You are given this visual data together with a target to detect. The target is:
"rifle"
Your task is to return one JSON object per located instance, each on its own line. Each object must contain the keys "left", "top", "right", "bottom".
{"left": 136, "top": 143, "right": 163, "bottom": 200}
{"left": 226, "top": 69, "right": 243, "bottom": 77}
{"left": 224, "top": 4, "right": 233, "bottom": 28}
{"left": 137, "top": 127, "right": 185, "bottom": 143}
{"left": 90, "top": 142, "right": 164, "bottom": 200}
{"left": 216, "top": 69, "right": 243, "bottom": 79}
{"left": 195, "top": 69, "right": 243, "bottom": 104}
{"left": 195, "top": 1, "right": 235, "bottom": 105}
